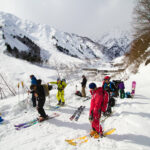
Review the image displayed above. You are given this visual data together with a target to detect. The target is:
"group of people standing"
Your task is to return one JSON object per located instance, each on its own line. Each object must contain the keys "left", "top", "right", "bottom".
{"left": 29, "top": 75, "right": 67, "bottom": 122}
{"left": 28, "top": 74, "right": 123, "bottom": 138}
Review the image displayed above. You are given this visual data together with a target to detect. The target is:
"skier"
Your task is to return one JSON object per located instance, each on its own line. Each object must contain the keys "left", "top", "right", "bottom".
{"left": 49, "top": 78, "right": 67, "bottom": 106}
{"left": 112, "top": 80, "right": 121, "bottom": 97}
{"left": 30, "top": 84, "right": 48, "bottom": 122}
{"left": 0, "top": 113, "right": 4, "bottom": 123}
{"left": 102, "top": 76, "right": 116, "bottom": 116}
{"left": 89, "top": 83, "right": 109, "bottom": 138}
{"left": 119, "top": 81, "right": 125, "bottom": 99}
{"left": 81, "top": 75, "right": 87, "bottom": 97}
{"left": 29, "top": 75, "right": 37, "bottom": 107}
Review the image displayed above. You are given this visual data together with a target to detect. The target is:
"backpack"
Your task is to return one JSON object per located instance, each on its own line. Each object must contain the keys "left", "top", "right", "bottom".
{"left": 125, "top": 92, "right": 132, "bottom": 98}
{"left": 36, "top": 79, "right": 52, "bottom": 97}
{"left": 42, "top": 84, "right": 50, "bottom": 97}
{"left": 48, "top": 84, "right": 53, "bottom": 91}
{"left": 75, "top": 91, "right": 82, "bottom": 97}
{"left": 112, "top": 80, "right": 121, "bottom": 89}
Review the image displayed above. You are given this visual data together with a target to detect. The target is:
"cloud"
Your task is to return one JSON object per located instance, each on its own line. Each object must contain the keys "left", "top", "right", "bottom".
{"left": 0, "top": 0, "right": 135, "bottom": 39}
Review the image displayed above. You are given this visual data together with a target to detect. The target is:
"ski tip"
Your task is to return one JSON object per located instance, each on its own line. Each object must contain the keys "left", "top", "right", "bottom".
{"left": 103, "top": 128, "right": 116, "bottom": 136}
{"left": 65, "top": 140, "right": 77, "bottom": 146}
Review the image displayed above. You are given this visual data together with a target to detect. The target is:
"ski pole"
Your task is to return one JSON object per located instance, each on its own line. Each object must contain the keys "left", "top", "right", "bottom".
{"left": 21, "top": 81, "right": 24, "bottom": 99}
{"left": 17, "top": 83, "right": 20, "bottom": 102}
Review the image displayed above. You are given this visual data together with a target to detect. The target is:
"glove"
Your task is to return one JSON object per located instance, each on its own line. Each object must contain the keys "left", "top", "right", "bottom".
{"left": 103, "top": 111, "right": 111, "bottom": 117}
{"left": 89, "top": 115, "right": 93, "bottom": 121}
{"left": 57, "top": 88, "right": 62, "bottom": 91}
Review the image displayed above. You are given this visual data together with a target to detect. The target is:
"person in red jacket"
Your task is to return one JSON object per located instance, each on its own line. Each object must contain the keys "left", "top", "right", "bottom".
{"left": 89, "top": 83, "right": 109, "bottom": 138}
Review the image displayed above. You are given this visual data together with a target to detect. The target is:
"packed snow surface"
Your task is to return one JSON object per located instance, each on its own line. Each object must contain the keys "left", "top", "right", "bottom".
{"left": 0, "top": 53, "right": 150, "bottom": 150}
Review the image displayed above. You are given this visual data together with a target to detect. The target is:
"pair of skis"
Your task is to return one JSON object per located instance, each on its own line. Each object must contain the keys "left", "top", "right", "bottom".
{"left": 70, "top": 106, "right": 85, "bottom": 121}
{"left": 65, "top": 128, "right": 116, "bottom": 146}
{"left": 14, "top": 113, "right": 59, "bottom": 130}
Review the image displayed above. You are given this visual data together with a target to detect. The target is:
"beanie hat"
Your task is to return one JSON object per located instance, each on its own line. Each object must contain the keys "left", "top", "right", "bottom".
{"left": 89, "top": 83, "right": 96, "bottom": 89}
{"left": 57, "top": 78, "right": 60, "bottom": 81}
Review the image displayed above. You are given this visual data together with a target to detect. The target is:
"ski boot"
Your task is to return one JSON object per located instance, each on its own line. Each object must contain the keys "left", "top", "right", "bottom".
{"left": 57, "top": 101, "right": 61, "bottom": 106}
{"left": 93, "top": 132, "right": 100, "bottom": 139}
{"left": 93, "top": 131, "right": 104, "bottom": 139}
{"left": 38, "top": 117, "right": 45, "bottom": 122}
{"left": 90, "top": 130, "right": 97, "bottom": 137}
{"left": 61, "top": 102, "right": 65, "bottom": 106}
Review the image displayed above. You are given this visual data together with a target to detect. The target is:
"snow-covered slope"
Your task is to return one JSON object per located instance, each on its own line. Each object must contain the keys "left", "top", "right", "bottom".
{"left": 0, "top": 60, "right": 150, "bottom": 150}
{"left": 0, "top": 11, "right": 106, "bottom": 68}
{"left": 98, "top": 29, "right": 133, "bottom": 60}
{"left": 1, "top": 10, "right": 150, "bottom": 150}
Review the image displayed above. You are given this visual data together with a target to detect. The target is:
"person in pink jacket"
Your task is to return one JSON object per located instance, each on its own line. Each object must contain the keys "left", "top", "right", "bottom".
{"left": 89, "top": 83, "right": 109, "bottom": 138}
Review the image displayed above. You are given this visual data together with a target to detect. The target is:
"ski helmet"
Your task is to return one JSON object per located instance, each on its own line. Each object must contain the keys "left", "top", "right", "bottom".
{"left": 89, "top": 83, "right": 96, "bottom": 89}
{"left": 62, "top": 79, "right": 66, "bottom": 83}
{"left": 104, "top": 76, "right": 110, "bottom": 80}
{"left": 57, "top": 78, "right": 60, "bottom": 81}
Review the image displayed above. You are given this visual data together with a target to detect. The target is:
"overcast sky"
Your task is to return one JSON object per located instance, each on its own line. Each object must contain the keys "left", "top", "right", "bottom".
{"left": 0, "top": 0, "right": 135, "bottom": 39}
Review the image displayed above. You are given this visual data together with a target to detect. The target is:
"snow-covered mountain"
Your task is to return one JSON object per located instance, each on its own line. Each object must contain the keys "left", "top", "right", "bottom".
{"left": 0, "top": 11, "right": 106, "bottom": 68}
{"left": 98, "top": 29, "right": 133, "bottom": 60}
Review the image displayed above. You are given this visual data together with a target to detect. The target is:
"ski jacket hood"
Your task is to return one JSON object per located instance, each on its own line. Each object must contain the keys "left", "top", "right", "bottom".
{"left": 31, "top": 76, "right": 37, "bottom": 85}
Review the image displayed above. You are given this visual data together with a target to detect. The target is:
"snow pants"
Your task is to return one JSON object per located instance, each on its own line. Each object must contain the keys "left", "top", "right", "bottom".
{"left": 120, "top": 89, "right": 125, "bottom": 99}
{"left": 32, "top": 92, "right": 36, "bottom": 107}
{"left": 92, "top": 118, "right": 102, "bottom": 134}
{"left": 56, "top": 90, "right": 65, "bottom": 102}
{"left": 37, "top": 98, "right": 47, "bottom": 118}
{"left": 81, "top": 86, "right": 86, "bottom": 97}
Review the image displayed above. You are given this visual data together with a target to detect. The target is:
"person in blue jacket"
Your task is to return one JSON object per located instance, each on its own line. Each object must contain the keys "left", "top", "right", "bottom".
{"left": 30, "top": 75, "right": 37, "bottom": 107}
{"left": 102, "top": 76, "right": 116, "bottom": 116}
{"left": 0, "top": 113, "right": 4, "bottom": 123}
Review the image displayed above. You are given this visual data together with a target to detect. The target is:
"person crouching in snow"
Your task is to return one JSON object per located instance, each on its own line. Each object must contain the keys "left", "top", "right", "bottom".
{"left": 30, "top": 84, "right": 48, "bottom": 122}
{"left": 89, "top": 83, "right": 109, "bottom": 138}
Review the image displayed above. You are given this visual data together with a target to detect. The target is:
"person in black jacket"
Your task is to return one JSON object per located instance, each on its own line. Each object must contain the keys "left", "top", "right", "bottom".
{"left": 30, "top": 84, "right": 48, "bottom": 122}
{"left": 81, "top": 75, "right": 87, "bottom": 97}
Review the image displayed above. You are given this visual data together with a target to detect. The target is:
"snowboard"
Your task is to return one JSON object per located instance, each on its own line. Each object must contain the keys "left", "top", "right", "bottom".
{"left": 131, "top": 81, "right": 136, "bottom": 97}
{"left": 65, "top": 128, "right": 116, "bottom": 146}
